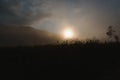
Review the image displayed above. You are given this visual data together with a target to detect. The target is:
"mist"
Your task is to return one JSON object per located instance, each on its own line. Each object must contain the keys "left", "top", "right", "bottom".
{"left": 0, "top": 0, "right": 120, "bottom": 40}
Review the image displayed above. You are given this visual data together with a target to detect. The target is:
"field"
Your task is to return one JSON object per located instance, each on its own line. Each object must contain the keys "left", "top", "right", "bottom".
{"left": 2, "top": 41, "right": 120, "bottom": 80}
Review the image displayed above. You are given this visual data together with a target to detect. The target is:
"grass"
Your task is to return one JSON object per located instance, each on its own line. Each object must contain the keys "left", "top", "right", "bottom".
{"left": 1, "top": 40, "right": 120, "bottom": 80}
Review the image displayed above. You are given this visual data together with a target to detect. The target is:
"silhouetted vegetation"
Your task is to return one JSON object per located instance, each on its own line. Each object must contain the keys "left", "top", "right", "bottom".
{"left": 2, "top": 41, "right": 120, "bottom": 79}
{"left": 106, "top": 26, "right": 119, "bottom": 42}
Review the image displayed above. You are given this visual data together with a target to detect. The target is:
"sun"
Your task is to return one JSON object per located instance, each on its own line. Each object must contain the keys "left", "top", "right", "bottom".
{"left": 63, "top": 28, "right": 74, "bottom": 39}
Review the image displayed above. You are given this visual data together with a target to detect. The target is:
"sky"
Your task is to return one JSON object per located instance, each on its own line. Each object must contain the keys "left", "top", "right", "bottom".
{"left": 0, "top": 0, "right": 120, "bottom": 40}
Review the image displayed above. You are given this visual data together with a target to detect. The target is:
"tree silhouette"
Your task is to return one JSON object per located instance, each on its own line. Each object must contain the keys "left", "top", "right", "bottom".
{"left": 106, "top": 26, "right": 115, "bottom": 39}
{"left": 106, "top": 26, "right": 119, "bottom": 42}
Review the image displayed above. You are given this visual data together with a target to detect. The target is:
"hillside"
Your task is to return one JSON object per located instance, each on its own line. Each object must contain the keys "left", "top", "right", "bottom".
{"left": 0, "top": 25, "right": 61, "bottom": 46}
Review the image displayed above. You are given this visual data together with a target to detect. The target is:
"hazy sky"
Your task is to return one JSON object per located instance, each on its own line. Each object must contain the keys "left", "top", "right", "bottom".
{"left": 0, "top": 0, "right": 120, "bottom": 40}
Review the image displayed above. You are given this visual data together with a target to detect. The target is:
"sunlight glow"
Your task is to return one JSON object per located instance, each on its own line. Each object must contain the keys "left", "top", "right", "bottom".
{"left": 63, "top": 28, "right": 74, "bottom": 39}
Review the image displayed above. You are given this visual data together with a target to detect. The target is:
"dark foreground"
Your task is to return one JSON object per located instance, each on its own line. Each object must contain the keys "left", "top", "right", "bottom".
{"left": 1, "top": 42, "right": 120, "bottom": 80}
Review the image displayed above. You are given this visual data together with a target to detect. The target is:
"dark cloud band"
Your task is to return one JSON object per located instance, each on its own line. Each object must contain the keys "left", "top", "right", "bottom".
{"left": 0, "top": 0, "right": 51, "bottom": 26}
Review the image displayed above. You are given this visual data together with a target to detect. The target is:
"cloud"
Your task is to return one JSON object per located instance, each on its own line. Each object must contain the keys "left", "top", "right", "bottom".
{"left": 0, "top": 0, "right": 51, "bottom": 26}
{"left": 32, "top": 0, "right": 120, "bottom": 39}
{"left": 0, "top": 0, "right": 120, "bottom": 39}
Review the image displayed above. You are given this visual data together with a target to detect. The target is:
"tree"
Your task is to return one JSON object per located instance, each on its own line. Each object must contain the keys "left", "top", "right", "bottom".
{"left": 106, "top": 26, "right": 119, "bottom": 42}
{"left": 106, "top": 26, "right": 115, "bottom": 39}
